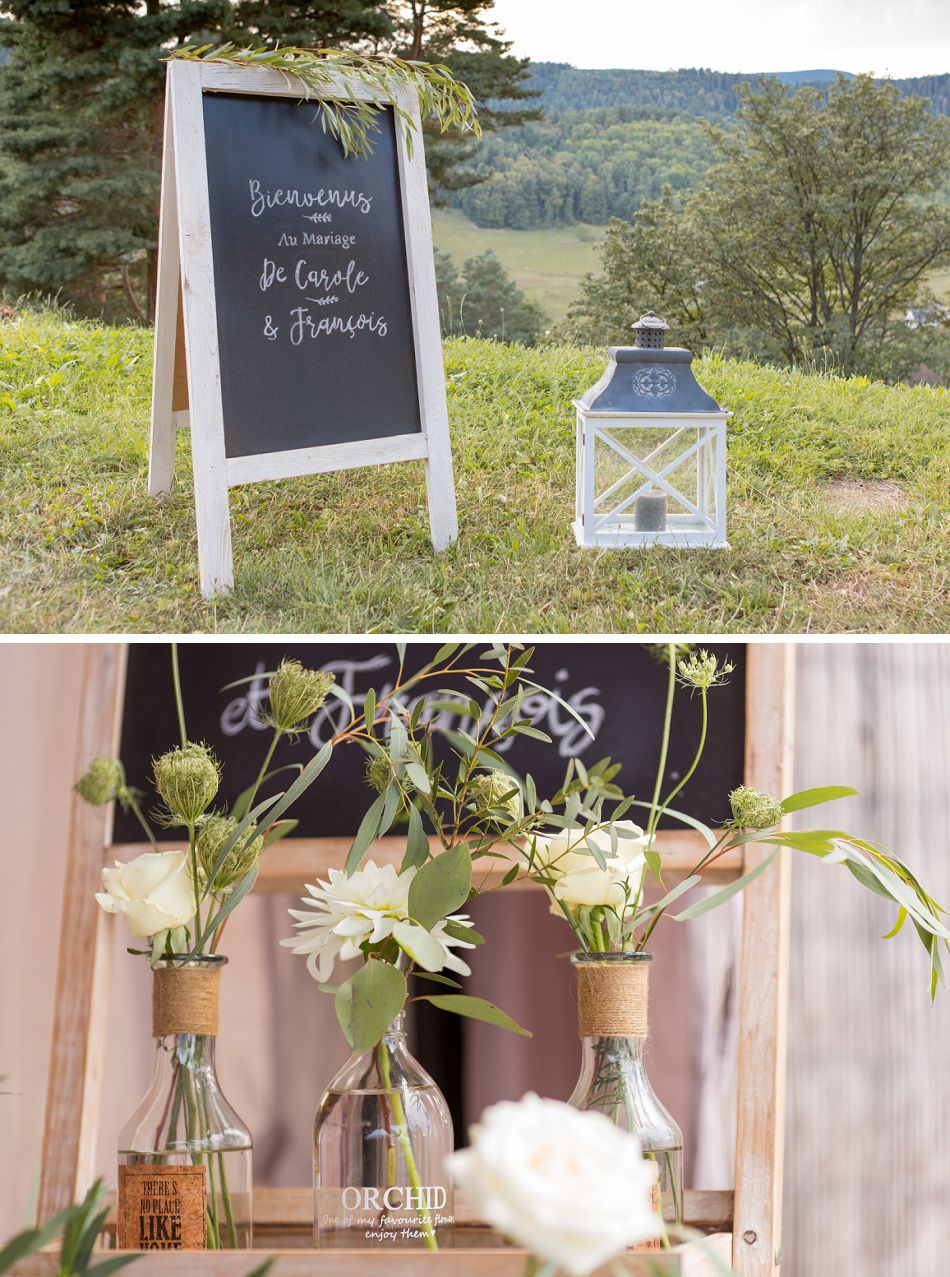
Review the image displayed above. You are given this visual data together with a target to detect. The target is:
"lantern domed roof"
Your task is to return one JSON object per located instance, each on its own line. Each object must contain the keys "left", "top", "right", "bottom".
{"left": 576, "top": 316, "right": 723, "bottom": 415}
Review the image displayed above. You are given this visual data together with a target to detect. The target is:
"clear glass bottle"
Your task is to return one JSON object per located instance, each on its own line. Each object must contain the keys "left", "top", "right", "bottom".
{"left": 568, "top": 952, "right": 683, "bottom": 1234}
{"left": 314, "top": 1012, "right": 455, "bottom": 1249}
{"left": 117, "top": 956, "right": 252, "bottom": 1250}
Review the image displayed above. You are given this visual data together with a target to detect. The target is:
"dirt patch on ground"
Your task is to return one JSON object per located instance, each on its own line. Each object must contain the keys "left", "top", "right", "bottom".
{"left": 822, "top": 477, "right": 910, "bottom": 514}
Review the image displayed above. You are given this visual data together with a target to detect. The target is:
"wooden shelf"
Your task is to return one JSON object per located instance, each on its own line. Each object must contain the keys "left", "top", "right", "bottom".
{"left": 108, "top": 835, "right": 745, "bottom": 892}
{"left": 15, "top": 1236, "right": 732, "bottom": 1277}
{"left": 20, "top": 1187, "right": 729, "bottom": 1276}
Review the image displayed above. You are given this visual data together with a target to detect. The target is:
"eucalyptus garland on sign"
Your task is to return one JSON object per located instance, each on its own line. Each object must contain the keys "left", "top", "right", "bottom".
{"left": 166, "top": 45, "right": 481, "bottom": 159}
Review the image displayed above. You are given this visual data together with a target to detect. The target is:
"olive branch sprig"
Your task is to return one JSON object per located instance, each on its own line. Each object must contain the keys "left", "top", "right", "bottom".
{"left": 166, "top": 44, "right": 481, "bottom": 159}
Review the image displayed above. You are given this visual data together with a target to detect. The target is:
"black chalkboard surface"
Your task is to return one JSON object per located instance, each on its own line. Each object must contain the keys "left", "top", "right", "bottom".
{"left": 202, "top": 94, "right": 421, "bottom": 458}
{"left": 113, "top": 643, "right": 747, "bottom": 844}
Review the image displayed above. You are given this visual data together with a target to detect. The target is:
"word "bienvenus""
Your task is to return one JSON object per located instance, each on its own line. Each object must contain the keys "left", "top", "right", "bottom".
{"left": 248, "top": 180, "right": 373, "bottom": 218}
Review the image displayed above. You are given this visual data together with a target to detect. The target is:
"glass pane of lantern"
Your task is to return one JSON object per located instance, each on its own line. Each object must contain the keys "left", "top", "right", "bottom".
{"left": 594, "top": 425, "right": 718, "bottom": 534}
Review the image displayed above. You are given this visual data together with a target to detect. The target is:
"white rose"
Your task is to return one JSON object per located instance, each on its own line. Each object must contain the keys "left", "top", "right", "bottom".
{"left": 96, "top": 850, "right": 196, "bottom": 938}
{"left": 534, "top": 821, "right": 649, "bottom": 909}
{"left": 528, "top": 827, "right": 592, "bottom": 877}
{"left": 448, "top": 1093, "right": 660, "bottom": 1276}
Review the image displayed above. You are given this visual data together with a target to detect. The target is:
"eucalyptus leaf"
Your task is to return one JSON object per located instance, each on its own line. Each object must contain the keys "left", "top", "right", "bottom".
{"left": 345, "top": 792, "right": 386, "bottom": 875}
{"left": 196, "top": 863, "right": 259, "bottom": 949}
{"left": 335, "top": 959, "right": 406, "bottom": 1052}
{"left": 408, "top": 844, "right": 473, "bottom": 929}
{"left": 412, "top": 971, "right": 463, "bottom": 989}
{"left": 780, "top": 785, "right": 859, "bottom": 814}
{"left": 401, "top": 803, "right": 431, "bottom": 872}
{"left": 406, "top": 760, "right": 432, "bottom": 794}
{"left": 672, "top": 850, "right": 778, "bottom": 920}
{"left": 421, "top": 994, "right": 532, "bottom": 1037}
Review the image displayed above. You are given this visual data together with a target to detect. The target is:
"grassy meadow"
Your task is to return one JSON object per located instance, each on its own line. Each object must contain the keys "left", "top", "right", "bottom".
{"left": 0, "top": 308, "right": 947, "bottom": 635}
{"left": 432, "top": 209, "right": 605, "bottom": 324}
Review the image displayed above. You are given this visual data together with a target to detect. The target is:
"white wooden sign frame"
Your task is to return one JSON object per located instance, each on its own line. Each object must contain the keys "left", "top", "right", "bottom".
{"left": 148, "top": 60, "right": 458, "bottom": 599}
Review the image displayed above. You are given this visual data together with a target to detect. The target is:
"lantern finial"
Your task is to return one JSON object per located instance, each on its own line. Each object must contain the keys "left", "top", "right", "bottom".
{"left": 632, "top": 311, "right": 669, "bottom": 349}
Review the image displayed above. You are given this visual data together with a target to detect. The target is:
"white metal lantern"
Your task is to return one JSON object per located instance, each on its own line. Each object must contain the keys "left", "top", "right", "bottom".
{"left": 573, "top": 313, "right": 730, "bottom": 548}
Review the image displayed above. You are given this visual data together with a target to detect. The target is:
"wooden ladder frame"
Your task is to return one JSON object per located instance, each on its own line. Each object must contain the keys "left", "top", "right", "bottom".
{"left": 36, "top": 642, "right": 793, "bottom": 1276}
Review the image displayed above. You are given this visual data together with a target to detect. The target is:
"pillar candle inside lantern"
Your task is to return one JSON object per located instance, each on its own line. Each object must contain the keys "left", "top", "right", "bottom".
{"left": 634, "top": 490, "right": 668, "bottom": 532}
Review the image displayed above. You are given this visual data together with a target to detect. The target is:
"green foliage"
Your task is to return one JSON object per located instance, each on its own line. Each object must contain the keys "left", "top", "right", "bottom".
{"left": 335, "top": 957, "right": 407, "bottom": 1051}
{"left": 387, "top": 1, "right": 541, "bottom": 195}
{"left": 0, "top": 0, "right": 529, "bottom": 320}
{"left": 167, "top": 43, "right": 480, "bottom": 161}
{"left": 420, "top": 993, "right": 532, "bottom": 1035}
{"left": 435, "top": 246, "right": 545, "bottom": 342}
{"left": 526, "top": 61, "right": 950, "bottom": 121}
{"left": 1, "top": 311, "right": 948, "bottom": 634}
{"left": 407, "top": 844, "right": 473, "bottom": 928}
{"left": 0, "top": 1178, "right": 138, "bottom": 1277}
{"left": 571, "top": 76, "right": 950, "bottom": 379}
{"left": 450, "top": 107, "right": 716, "bottom": 229}
{"left": 0, "top": 0, "right": 227, "bottom": 322}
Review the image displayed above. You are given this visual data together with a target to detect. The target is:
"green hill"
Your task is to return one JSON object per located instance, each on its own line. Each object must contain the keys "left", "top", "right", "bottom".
{"left": 1, "top": 309, "right": 947, "bottom": 635}
{"left": 457, "top": 65, "right": 950, "bottom": 230}
{"left": 524, "top": 62, "right": 950, "bottom": 117}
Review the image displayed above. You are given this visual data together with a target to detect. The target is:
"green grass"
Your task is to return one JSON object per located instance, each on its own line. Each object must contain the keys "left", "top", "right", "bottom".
{"left": 1, "top": 309, "right": 948, "bottom": 635}
{"left": 432, "top": 208, "right": 604, "bottom": 324}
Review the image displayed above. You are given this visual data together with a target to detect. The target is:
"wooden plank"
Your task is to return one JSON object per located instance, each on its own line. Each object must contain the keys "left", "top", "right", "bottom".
{"left": 732, "top": 644, "right": 794, "bottom": 1276}
{"left": 394, "top": 88, "right": 457, "bottom": 551}
{"left": 225, "top": 433, "right": 429, "bottom": 488}
{"left": 37, "top": 646, "right": 127, "bottom": 1222}
{"left": 195, "top": 60, "right": 395, "bottom": 103}
{"left": 785, "top": 644, "right": 950, "bottom": 1276}
{"left": 169, "top": 59, "right": 234, "bottom": 599}
{"left": 13, "top": 1238, "right": 732, "bottom": 1277}
{"left": 147, "top": 83, "right": 181, "bottom": 497}
{"left": 97, "top": 1186, "right": 734, "bottom": 1236}
{"left": 107, "top": 833, "right": 744, "bottom": 892}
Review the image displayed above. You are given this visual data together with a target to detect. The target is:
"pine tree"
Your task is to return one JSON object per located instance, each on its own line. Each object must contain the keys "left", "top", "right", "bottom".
{"left": 0, "top": 1, "right": 229, "bottom": 319}
{"left": 385, "top": 2, "right": 540, "bottom": 194}
{"left": 222, "top": 1, "right": 392, "bottom": 49}
{"left": 437, "top": 248, "right": 545, "bottom": 344}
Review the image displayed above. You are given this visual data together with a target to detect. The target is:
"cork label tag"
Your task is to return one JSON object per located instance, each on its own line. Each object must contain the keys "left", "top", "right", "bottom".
{"left": 118, "top": 1164, "right": 207, "bottom": 1250}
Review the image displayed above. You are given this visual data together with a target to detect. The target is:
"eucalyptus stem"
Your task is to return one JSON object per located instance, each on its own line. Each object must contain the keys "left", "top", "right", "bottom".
{"left": 377, "top": 1040, "right": 438, "bottom": 1251}
{"left": 217, "top": 1151, "right": 238, "bottom": 1249}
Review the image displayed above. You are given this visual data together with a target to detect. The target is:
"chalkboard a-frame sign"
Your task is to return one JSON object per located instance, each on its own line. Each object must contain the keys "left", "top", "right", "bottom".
{"left": 148, "top": 60, "right": 456, "bottom": 599}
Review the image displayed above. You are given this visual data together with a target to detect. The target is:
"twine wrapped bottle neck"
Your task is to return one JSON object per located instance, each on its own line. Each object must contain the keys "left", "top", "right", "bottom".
{"left": 152, "top": 964, "right": 221, "bottom": 1037}
{"left": 574, "top": 956, "right": 650, "bottom": 1039}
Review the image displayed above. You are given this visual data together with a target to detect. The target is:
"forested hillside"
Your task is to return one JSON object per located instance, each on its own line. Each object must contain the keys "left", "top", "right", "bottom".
{"left": 454, "top": 64, "right": 950, "bottom": 228}
{"left": 523, "top": 62, "right": 950, "bottom": 117}
{"left": 452, "top": 106, "right": 715, "bottom": 228}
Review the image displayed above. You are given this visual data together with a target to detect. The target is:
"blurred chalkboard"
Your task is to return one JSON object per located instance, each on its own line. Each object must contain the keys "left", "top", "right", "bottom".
{"left": 113, "top": 643, "right": 746, "bottom": 843}
{"left": 201, "top": 94, "right": 421, "bottom": 458}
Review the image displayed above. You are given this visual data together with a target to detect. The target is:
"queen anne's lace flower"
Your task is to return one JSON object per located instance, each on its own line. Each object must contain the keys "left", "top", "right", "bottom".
{"left": 281, "top": 859, "right": 476, "bottom": 982}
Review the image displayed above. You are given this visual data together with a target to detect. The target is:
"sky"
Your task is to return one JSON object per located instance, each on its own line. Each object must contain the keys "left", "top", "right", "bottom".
{"left": 490, "top": 0, "right": 950, "bottom": 78}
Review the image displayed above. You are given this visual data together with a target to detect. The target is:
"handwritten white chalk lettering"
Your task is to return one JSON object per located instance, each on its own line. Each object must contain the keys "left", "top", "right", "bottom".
{"left": 248, "top": 179, "right": 373, "bottom": 217}
{"left": 289, "top": 308, "right": 389, "bottom": 345}
{"left": 295, "top": 259, "right": 369, "bottom": 297}
{"left": 220, "top": 659, "right": 604, "bottom": 759}
{"left": 302, "top": 232, "right": 357, "bottom": 249}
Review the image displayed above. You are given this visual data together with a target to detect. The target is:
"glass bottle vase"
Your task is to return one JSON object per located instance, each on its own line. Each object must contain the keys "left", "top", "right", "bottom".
{"left": 567, "top": 952, "right": 683, "bottom": 1237}
{"left": 314, "top": 1012, "right": 455, "bottom": 1249}
{"left": 117, "top": 955, "right": 252, "bottom": 1250}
